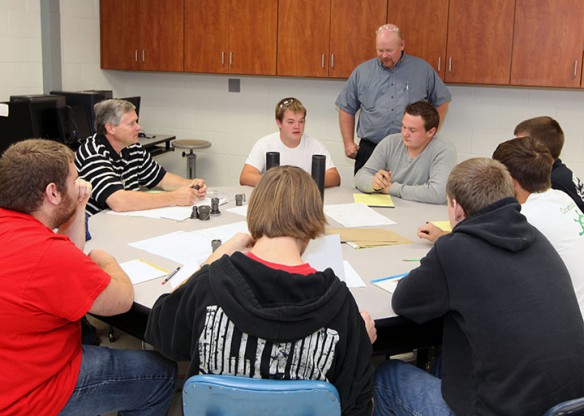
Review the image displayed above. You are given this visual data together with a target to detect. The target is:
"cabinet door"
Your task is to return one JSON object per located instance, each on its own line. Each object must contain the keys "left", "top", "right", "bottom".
{"left": 388, "top": 0, "right": 448, "bottom": 79}
{"left": 229, "top": 0, "right": 277, "bottom": 75}
{"left": 511, "top": 0, "right": 584, "bottom": 87}
{"left": 100, "top": 0, "right": 141, "bottom": 70}
{"left": 329, "top": 0, "right": 387, "bottom": 79}
{"left": 140, "top": 0, "right": 184, "bottom": 72}
{"left": 277, "top": 0, "right": 331, "bottom": 77}
{"left": 184, "top": 0, "right": 230, "bottom": 73}
{"left": 445, "top": 0, "right": 515, "bottom": 84}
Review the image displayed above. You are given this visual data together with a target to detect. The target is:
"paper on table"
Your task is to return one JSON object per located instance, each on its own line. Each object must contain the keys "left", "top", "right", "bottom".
{"left": 324, "top": 203, "right": 396, "bottom": 227}
{"left": 430, "top": 220, "right": 452, "bottom": 232}
{"left": 120, "top": 259, "right": 167, "bottom": 285}
{"left": 130, "top": 221, "right": 249, "bottom": 265}
{"left": 326, "top": 227, "right": 411, "bottom": 248}
{"left": 372, "top": 278, "right": 402, "bottom": 294}
{"left": 303, "top": 234, "right": 345, "bottom": 280}
{"left": 169, "top": 258, "right": 206, "bottom": 289}
{"left": 0, "top": 103, "right": 8, "bottom": 117}
{"left": 225, "top": 205, "right": 248, "bottom": 217}
{"left": 107, "top": 197, "right": 228, "bottom": 221}
{"left": 353, "top": 193, "right": 394, "bottom": 207}
{"left": 342, "top": 261, "right": 366, "bottom": 288}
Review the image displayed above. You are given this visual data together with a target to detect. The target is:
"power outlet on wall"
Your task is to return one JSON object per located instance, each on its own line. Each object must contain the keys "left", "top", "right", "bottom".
{"left": 228, "top": 79, "right": 240, "bottom": 93}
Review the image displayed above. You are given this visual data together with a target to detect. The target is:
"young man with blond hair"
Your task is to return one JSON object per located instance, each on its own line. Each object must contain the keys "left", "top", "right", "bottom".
{"left": 240, "top": 97, "right": 340, "bottom": 188}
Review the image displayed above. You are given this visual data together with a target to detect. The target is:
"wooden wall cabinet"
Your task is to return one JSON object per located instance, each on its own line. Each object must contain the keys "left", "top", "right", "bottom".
{"left": 511, "top": 0, "right": 584, "bottom": 88}
{"left": 100, "top": 0, "right": 184, "bottom": 72}
{"left": 184, "top": 0, "right": 277, "bottom": 75}
{"left": 277, "top": 0, "right": 387, "bottom": 78}
{"left": 388, "top": 0, "right": 449, "bottom": 79}
{"left": 445, "top": 0, "right": 515, "bottom": 84}
{"left": 388, "top": 0, "right": 514, "bottom": 85}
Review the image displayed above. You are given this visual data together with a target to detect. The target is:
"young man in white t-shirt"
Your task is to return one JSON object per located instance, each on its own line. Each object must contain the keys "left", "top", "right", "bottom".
{"left": 239, "top": 97, "right": 341, "bottom": 188}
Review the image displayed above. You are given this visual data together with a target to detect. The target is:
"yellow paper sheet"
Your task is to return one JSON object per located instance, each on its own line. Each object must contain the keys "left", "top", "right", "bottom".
{"left": 430, "top": 220, "right": 452, "bottom": 232}
{"left": 353, "top": 193, "right": 395, "bottom": 208}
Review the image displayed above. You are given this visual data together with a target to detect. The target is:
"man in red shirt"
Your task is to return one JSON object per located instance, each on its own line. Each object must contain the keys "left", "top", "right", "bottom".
{"left": 0, "top": 139, "right": 176, "bottom": 415}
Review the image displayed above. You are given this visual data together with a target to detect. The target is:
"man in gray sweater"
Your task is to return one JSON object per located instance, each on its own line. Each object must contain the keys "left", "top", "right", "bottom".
{"left": 354, "top": 101, "right": 456, "bottom": 204}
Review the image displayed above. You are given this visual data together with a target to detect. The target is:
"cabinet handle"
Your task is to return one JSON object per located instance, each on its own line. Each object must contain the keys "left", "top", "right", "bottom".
{"left": 321, "top": 54, "right": 325, "bottom": 69}
{"left": 221, "top": 51, "right": 225, "bottom": 65}
{"left": 437, "top": 57, "right": 441, "bottom": 72}
{"left": 331, "top": 54, "right": 335, "bottom": 69}
{"left": 142, "top": 50, "right": 145, "bottom": 62}
{"left": 574, "top": 60, "right": 579, "bottom": 78}
{"left": 448, "top": 57, "right": 452, "bottom": 73}
{"left": 135, "top": 50, "right": 138, "bottom": 62}
{"left": 229, "top": 51, "right": 233, "bottom": 66}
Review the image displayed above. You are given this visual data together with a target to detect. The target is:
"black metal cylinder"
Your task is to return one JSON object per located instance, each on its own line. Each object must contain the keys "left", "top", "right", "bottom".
{"left": 266, "top": 152, "right": 280, "bottom": 170}
{"left": 311, "top": 154, "right": 326, "bottom": 200}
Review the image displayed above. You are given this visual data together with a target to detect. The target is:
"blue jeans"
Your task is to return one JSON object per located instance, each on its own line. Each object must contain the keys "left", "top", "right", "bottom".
{"left": 374, "top": 360, "right": 454, "bottom": 416}
{"left": 59, "top": 345, "right": 177, "bottom": 416}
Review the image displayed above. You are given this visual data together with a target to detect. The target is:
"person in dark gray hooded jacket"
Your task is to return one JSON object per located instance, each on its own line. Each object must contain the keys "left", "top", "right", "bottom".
{"left": 145, "top": 166, "right": 376, "bottom": 416}
{"left": 374, "top": 157, "right": 584, "bottom": 416}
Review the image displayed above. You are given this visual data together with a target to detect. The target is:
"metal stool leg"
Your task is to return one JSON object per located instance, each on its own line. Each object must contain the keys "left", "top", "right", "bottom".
{"left": 186, "top": 150, "right": 197, "bottom": 179}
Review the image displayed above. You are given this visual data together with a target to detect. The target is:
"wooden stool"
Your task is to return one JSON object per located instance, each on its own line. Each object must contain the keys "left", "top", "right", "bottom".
{"left": 172, "top": 139, "right": 211, "bottom": 179}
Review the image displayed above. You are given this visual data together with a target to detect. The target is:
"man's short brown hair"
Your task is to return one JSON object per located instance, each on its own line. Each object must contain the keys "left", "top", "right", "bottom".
{"left": 405, "top": 101, "right": 439, "bottom": 132}
{"left": 446, "top": 157, "right": 514, "bottom": 218}
{"left": 493, "top": 137, "right": 553, "bottom": 194}
{"left": 513, "top": 116, "right": 564, "bottom": 159}
{"left": 0, "top": 139, "right": 74, "bottom": 214}
{"left": 274, "top": 97, "right": 307, "bottom": 122}
{"left": 247, "top": 166, "right": 326, "bottom": 241}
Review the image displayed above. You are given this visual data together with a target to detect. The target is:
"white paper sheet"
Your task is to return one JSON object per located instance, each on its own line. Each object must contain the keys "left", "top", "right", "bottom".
{"left": 302, "top": 234, "right": 345, "bottom": 280}
{"left": 0, "top": 103, "right": 8, "bottom": 117}
{"left": 342, "top": 260, "right": 366, "bottom": 288}
{"left": 225, "top": 205, "right": 248, "bottom": 217}
{"left": 323, "top": 202, "right": 396, "bottom": 227}
{"left": 107, "top": 197, "right": 228, "bottom": 221}
{"left": 120, "top": 259, "right": 167, "bottom": 285}
{"left": 130, "top": 221, "right": 249, "bottom": 265}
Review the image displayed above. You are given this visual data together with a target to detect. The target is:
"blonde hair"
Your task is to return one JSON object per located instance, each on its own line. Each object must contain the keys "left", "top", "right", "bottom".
{"left": 274, "top": 97, "right": 307, "bottom": 122}
{"left": 247, "top": 166, "right": 326, "bottom": 241}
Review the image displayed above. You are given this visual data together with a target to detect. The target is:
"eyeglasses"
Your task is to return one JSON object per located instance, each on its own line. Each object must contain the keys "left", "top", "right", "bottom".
{"left": 376, "top": 25, "right": 400, "bottom": 34}
{"left": 278, "top": 98, "right": 296, "bottom": 109}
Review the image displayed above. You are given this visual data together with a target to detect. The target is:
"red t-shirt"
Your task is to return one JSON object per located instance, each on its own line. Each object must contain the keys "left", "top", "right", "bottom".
{"left": 0, "top": 209, "right": 111, "bottom": 415}
{"left": 247, "top": 252, "right": 317, "bottom": 275}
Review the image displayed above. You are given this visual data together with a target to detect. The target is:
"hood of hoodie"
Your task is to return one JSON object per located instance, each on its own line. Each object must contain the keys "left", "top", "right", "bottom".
{"left": 451, "top": 197, "right": 536, "bottom": 253}
{"left": 207, "top": 252, "right": 348, "bottom": 341}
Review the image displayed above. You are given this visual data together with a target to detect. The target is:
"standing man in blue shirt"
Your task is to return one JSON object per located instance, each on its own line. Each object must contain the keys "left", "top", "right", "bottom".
{"left": 336, "top": 24, "right": 452, "bottom": 173}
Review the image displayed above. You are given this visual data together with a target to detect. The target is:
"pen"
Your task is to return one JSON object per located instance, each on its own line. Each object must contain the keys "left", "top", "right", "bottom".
{"left": 162, "top": 266, "right": 181, "bottom": 285}
{"left": 371, "top": 272, "right": 409, "bottom": 284}
{"left": 402, "top": 258, "right": 422, "bottom": 262}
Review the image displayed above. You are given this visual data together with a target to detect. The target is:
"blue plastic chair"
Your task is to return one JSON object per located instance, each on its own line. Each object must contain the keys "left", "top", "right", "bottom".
{"left": 182, "top": 374, "right": 341, "bottom": 416}
{"left": 544, "top": 397, "right": 584, "bottom": 416}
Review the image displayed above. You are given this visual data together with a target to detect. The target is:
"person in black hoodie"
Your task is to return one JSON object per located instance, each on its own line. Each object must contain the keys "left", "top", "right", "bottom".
{"left": 374, "top": 158, "right": 584, "bottom": 416}
{"left": 145, "top": 165, "right": 376, "bottom": 415}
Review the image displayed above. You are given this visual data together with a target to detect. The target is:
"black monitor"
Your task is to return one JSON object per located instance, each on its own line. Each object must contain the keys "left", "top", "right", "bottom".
{"left": 10, "top": 95, "right": 67, "bottom": 142}
{"left": 50, "top": 90, "right": 111, "bottom": 136}
{"left": 0, "top": 101, "right": 35, "bottom": 155}
{"left": 120, "top": 96, "right": 141, "bottom": 117}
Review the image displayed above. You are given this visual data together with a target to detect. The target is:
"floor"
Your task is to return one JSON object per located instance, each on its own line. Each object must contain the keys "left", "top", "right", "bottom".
{"left": 89, "top": 317, "right": 416, "bottom": 416}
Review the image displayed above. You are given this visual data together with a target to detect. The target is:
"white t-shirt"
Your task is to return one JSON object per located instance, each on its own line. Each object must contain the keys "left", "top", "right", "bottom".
{"left": 522, "top": 189, "right": 584, "bottom": 318}
{"left": 245, "top": 132, "right": 335, "bottom": 174}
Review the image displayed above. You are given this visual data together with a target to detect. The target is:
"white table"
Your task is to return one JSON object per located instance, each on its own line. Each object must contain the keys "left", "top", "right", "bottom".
{"left": 86, "top": 186, "right": 446, "bottom": 354}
